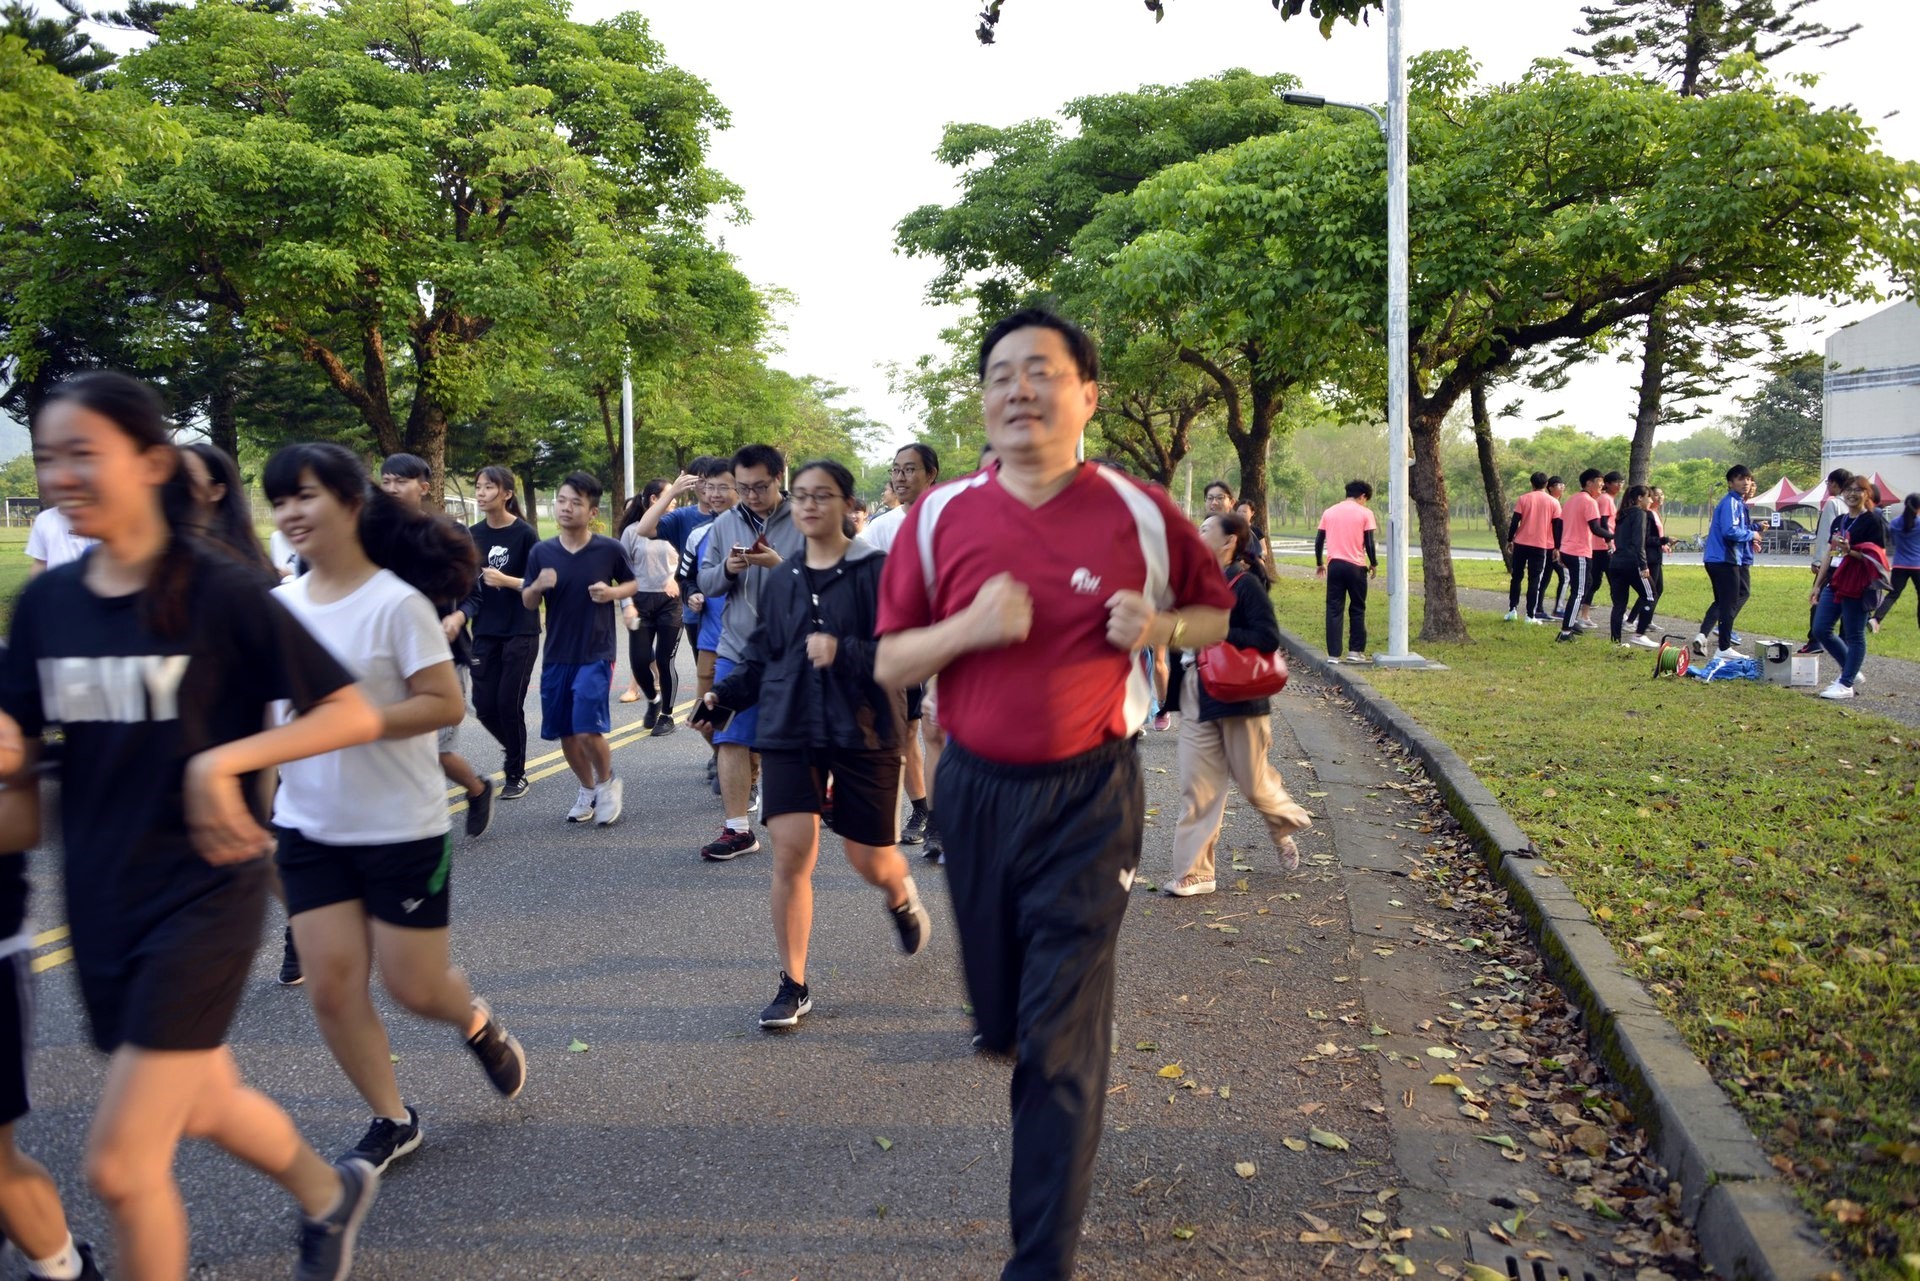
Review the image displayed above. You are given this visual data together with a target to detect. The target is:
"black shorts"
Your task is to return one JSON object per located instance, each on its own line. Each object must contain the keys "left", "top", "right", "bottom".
{"left": 0, "top": 949, "right": 31, "bottom": 1125}
{"left": 275, "top": 827, "right": 452, "bottom": 930}
{"left": 760, "top": 747, "right": 902, "bottom": 847}
{"left": 906, "top": 683, "right": 925, "bottom": 723}
{"left": 75, "top": 864, "right": 269, "bottom": 1055}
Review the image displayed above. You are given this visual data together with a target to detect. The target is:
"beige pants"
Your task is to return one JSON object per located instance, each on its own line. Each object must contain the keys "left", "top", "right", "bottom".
{"left": 1170, "top": 668, "right": 1307, "bottom": 883}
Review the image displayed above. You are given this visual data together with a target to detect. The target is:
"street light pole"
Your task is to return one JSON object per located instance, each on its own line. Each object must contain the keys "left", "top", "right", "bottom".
{"left": 1281, "top": 0, "right": 1424, "bottom": 667}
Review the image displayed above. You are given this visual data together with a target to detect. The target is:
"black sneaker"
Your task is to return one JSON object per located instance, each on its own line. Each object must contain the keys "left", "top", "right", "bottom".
{"left": 295, "top": 1158, "right": 379, "bottom": 1281}
{"left": 499, "top": 776, "right": 530, "bottom": 801}
{"left": 922, "top": 820, "right": 944, "bottom": 863}
{"left": 1795, "top": 641, "right": 1820, "bottom": 655}
{"left": 279, "top": 927, "right": 304, "bottom": 987}
{"left": 700, "top": 827, "right": 760, "bottom": 861}
{"left": 901, "top": 806, "right": 928, "bottom": 845}
{"left": 1555, "top": 630, "right": 1577, "bottom": 643}
{"left": 759, "top": 971, "right": 812, "bottom": 1028}
{"left": 651, "top": 713, "right": 676, "bottom": 737}
{"left": 343, "top": 1106, "right": 423, "bottom": 1174}
{"left": 643, "top": 702, "right": 659, "bottom": 729}
{"left": 465, "top": 777, "right": 495, "bottom": 839}
{"left": 463, "top": 999, "right": 526, "bottom": 1099}
{"left": 889, "top": 878, "right": 932, "bottom": 956}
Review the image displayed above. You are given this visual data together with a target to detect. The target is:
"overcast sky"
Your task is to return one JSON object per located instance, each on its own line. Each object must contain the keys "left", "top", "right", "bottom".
{"left": 606, "top": 0, "right": 1918, "bottom": 451}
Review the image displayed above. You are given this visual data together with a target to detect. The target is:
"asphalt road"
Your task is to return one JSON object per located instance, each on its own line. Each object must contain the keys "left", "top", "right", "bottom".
{"left": 17, "top": 649, "right": 1647, "bottom": 1279}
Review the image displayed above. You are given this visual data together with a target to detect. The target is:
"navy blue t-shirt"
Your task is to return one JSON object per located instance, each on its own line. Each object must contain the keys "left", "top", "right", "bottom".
{"left": 525, "top": 534, "right": 633, "bottom": 665}
{"left": 655, "top": 504, "right": 710, "bottom": 557}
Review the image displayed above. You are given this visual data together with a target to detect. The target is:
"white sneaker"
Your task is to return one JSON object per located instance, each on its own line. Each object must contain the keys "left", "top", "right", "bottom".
{"left": 1714, "top": 647, "right": 1747, "bottom": 661}
{"left": 594, "top": 777, "right": 624, "bottom": 825}
{"left": 1818, "top": 680, "right": 1856, "bottom": 700}
{"left": 1164, "top": 876, "right": 1216, "bottom": 898}
{"left": 1345, "top": 652, "right": 1370, "bottom": 664}
{"left": 1504, "top": 610, "right": 1518, "bottom": 621}
{"left": 1631, "top": 635, "right": 1661, "bottom": 649}
{"left": 565, "top": 785, "right": 596, "bottom": 824}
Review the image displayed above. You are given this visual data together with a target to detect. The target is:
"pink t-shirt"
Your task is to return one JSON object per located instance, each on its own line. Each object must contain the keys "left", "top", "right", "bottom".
{"left": 1318, "top": 500, "right": 1377, "bottom": 567}
{"left": 1512, "top": 490, "right": 1560, "bottom": 549}
{"left": 1596, "top": 491, "right": 1618, "bottom": 549}
{"left": 1560, "top": 491, "right": 1601, "bottom": 557}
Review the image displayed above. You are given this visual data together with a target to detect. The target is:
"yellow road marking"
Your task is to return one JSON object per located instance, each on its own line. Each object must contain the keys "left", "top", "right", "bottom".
{"left": 34, "top": 696, "right": 704, "bottom": 969}
{"left": 444, "top": 697, "right": 700, "bottom": 798}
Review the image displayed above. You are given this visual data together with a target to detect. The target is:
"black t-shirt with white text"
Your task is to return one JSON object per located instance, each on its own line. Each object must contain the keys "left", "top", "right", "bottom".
{"left": 524, "top": 534, "right": 633, "bottom": 665}
{"left": 467, "top": 518, "right": 541, "bottom": 638}
{"left": 0, "top": 550, "right": 354, "bottom": 973}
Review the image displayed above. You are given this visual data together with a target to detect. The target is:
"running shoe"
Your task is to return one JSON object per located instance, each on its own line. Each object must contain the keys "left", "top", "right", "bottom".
{"left": 1574, "top": 619, "right": 1598, "bottom": 631}
{"left": 1345, "top": 651, "right": 1370, "bottom": 664}
{"left": 652, "top": 713, "right": 676, "bottom": 737}
{"left": 279, "top": 927, "right": 304, "bottom": 987}
{"left": 1795, "top": 641, "right": 1821, "bottom": 656}
{"left": 1164, "top": 875, "right": 1216, "bottom": 897}
{"left": 643, "top": 702, "right": 659, "bottom": 729}
{"left": 465, "top": 777, "right": 495, "bottom": 839}
{"left": 1526, "top": 615, "right": 1549, "bottom": 625}
{"left": 1630, "top": 634, "right": 1661, "bottom": 649}
{"left": 923, "top": 821, "right": 944, "bottom": 864}
{"left": 464, "top": 999, "right": 526, "bottom": 1099}
{"left": 295, "top": 1158, "right": 378, "bottom": 1281}
{"left": 1691, "top": 634, "right": 1708, "bottom": 657}
{"left": 565, "top": 785, "right": 596, "bottom": 824}
{"left": 901, "top": 807, "right": 928, "bottom": 845}
{"left": 500, "top": 776, "right": 530, "bottom": 801}
{"left": 1818, "top": 680, "right": 1856, "bottom": 700}
{"left": 593, "top": 777, "right": 623, "bottom": 826}
{"left": 1324, "top": 657, "right": 1341, "bottom": 665}
{"left": 889, "top": 877, "right": 932, "bottom": 956}
{"left": 1555, "top": 630, "right": 1578, "bottom": 643}
{"left": 700, "top": 827, "right": 760, "bottom": 861}
{"left": 343, "top": 1107, "right": 423, "bottom": 1175}
{"left": 1714, "top": 647, "right": 1748, "bottom": 661}
{"left": 1504, "top": 609, "right": 1518, "bottom": 621}
{"left": 1730, "top": 632, "right": 1745, "bottom": 646}
{"left": 1151, "top": 711, "right": 1173, "bottom": 731}
{"left": 759, "top": 972, "right": 812, "bottom": 1028}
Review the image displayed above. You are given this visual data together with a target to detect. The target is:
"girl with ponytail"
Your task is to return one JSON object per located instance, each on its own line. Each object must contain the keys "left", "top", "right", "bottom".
{"left": 0, "top": 373, "right": 387, "bottom": 1276}
{"left": 465, "top": 464, "right": 540, "bottom": 798}
{"left": 261, "top": 443, "right": 527, "bottom": 1177}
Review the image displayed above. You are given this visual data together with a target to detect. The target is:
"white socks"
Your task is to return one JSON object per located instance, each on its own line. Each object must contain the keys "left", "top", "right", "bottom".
{"left": 29, "top": 1236, "right": 84, "bottom": 1281}
{"left": 725, "top": 816, "right": 749, "bottom": 833}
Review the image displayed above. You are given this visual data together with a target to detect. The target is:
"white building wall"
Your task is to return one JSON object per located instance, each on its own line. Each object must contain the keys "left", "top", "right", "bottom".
{"left": 1824, "top": 300, "right": 1920, "bottom": 497}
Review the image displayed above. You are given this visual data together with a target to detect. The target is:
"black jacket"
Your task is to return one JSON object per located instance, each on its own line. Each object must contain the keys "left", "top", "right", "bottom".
{"left": 709, "top": 540, "right": 902, "bottom": 752}
{"left": 1613, "top": 506, "right": 1651, "bottom": 573}
{"left": 1165, "top": 564, "right": 1282, "bottom": 723}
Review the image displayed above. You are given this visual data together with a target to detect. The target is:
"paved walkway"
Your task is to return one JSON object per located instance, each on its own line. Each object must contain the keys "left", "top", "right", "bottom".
{"left": 17, "top": 661, "right": 1689, "bottom": 1277}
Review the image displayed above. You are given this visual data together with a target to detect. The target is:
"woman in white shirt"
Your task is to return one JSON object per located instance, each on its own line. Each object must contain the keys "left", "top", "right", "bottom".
{"left": 264, "top": 442, "right": 527, "bottom": 1176}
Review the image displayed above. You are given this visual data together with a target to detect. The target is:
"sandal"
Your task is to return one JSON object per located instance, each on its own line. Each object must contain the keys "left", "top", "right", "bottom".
{"left": 618, "top": 688, "right": 641, "bottom": 704}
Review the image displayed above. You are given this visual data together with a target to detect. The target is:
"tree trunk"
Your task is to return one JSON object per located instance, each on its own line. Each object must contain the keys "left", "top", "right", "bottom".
{"left": 1470, "top": 378, "right": 1512, "bottom": 570}
{"left": 1410, "top": 399, "right": 1470, "bottom": 644}
{"left": 595, "top": 385, "right": 627, "bottom": 520}
{"left": 1628, "top": 303, "right": 1670, "bottom": 487}
{"left": 206, "top": 366, "right": 240, "bottom": 459}
{"left": 519, "top": 464, "right": 541, "bottom": 536}
{"left": 403, "top": 390, "right": 449, "bottom": 507}
{"left": 1238, "top": 375, "right": 1281, "bottom": 542}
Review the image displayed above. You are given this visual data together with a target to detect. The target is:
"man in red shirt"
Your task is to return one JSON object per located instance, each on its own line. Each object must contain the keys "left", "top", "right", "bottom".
{"left": 1315, "top": 479, "right": 1379, "bottom": 662}
{"left": 1556, "top": 469, "right": 1609, "bottom": 641}
{"left": 875, "top": 309, "right": 1232, "bottom": 1280}
{"left": 1506, "top": 471, "right": 1563, "bottom": 624}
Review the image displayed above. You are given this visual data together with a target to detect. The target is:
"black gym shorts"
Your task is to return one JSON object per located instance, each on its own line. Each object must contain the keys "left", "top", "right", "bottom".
{"left": 274, "top": 826, "right": 453, "bottom": 930}
{"left": 760, "top": 747, "right": 902, "bottom": 848}
{"left": 0, "top": 950, "right": 31, "bottom": 1124}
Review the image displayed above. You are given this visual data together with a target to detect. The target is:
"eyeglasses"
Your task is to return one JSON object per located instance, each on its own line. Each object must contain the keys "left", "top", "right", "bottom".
{"left": 789, "top": 488, "right": 843, "bottom": 508}
{"left": 888, "top": 465, "right": 923, "bottom": 478}
{"left": 736, "top": 480, "right": 777, "bottom": 498}
{"left": 984, "top": 362, "right": 1072, "bottom": 392}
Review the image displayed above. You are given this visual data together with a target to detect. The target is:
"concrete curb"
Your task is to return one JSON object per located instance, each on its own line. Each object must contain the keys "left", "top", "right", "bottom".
{"left": 1275, "top": 626, "right": 1843, "bottom": 1281}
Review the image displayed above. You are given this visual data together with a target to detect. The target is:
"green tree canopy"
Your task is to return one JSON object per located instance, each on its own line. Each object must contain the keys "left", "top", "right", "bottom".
{"left": 1731, "top": 350, "right": 1824, "bottom": 476}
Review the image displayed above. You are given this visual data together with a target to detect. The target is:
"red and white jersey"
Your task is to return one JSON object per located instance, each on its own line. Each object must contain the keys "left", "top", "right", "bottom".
{"left": 877, "top": 463, "right": 1233, "bottom": 765}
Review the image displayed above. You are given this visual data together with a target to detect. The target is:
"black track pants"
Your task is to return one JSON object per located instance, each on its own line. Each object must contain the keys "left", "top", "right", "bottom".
{"left": 472, "top": 633, "right": 539, "bottom": 781}
{"left": 939, "top": 736, "right": 1143, "bottom": 1281}
{"left": 1583, "top": 549, "right": 1610, "bottom": 606}
{"left": 1324, "top": 560, "right": 1369, "bottom": 657}
{"left": 1508, "top": 545, "right": 1547, "bottom": 616}
{"left": 1876, "top": 567, "right": 1920, "bottom": 627}
{"left": 1606, "top": 565, "right": 1651, "bottom": 640}
{"left": 626, "top": 591, "right": 682, "bottom": 709}
{"left": 1701, "top": 562, "right": 1750, "bottom": 650}
{"left": 1545, "top": 556, "right": 1567, "bottom": 615}
{"left": 1558, "top": 555, "right": 1590, "bottom": 631}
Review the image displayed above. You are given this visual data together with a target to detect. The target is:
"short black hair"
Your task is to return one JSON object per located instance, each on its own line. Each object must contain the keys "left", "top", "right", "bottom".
{"left": 560, "top": 470, "right": 603, "bottom": 506}
{"left": 976, "top": 307, "right": 1098, "bottom": 383}
{"left": 1530, "top": 471, "right": 1548, "bottom": 490}
{"left": 1827, "top": 467, "right": 1854, "bottom": 488}
{"left": 1547, "top": 475, "right": 1564, "bottom": 488}
{"left": 1345, "top": 479, "right": 1373, "bottom": 500}
{"left": 733, "top": 443, "right": 785, "bottom": 478}
{"left": 896, "top": 442, "right": 940, "bottom": 475}
{"left": 1204, "top": 480, "right": 1233, "bottom": 499}
{"left": 1578, "top": 468, "right": 1603, "bottom": 486}
{"left": 381, "top": 452, "right": 431, "bottom": 482}
{"left": 696, "top": 455, "right": 735, "bottom": 480}
{"left": 1725, "top": 464, "right": 1751, "bottom": 483}
{"left": 1602, "top": 470, "right": 1623, "bottom": 486}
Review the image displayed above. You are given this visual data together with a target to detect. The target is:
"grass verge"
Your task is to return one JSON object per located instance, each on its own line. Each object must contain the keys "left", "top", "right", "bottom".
{"left": 1270, "top": 574, "right": 1920, "bottom": 1278}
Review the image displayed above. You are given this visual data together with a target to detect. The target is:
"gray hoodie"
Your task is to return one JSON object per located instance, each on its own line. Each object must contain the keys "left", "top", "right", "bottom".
{"left": 696, "top": 499, "right": 806, "bottom": 663}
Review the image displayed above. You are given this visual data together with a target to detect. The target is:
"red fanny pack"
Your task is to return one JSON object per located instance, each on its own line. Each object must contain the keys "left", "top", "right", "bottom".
{"left": 1832, "top": 543, "right": 1889, "bottom": 600}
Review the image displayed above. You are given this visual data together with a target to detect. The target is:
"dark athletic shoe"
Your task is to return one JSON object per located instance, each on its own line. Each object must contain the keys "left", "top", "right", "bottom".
{"left": 643, "top": 702, "right": 659, "bottom": 730}
{"left": 901, "top": 807, "right": 928, "bottom": 845}
{"left": 499, "top": 776, "right": 530, "bottom": 801}
{"left": 464, "top": 999, "right": 526, "bottom": 1100}
{"left": 343, "top": 1107, "right": 423, "bottom": 1175}
{"left": 923, "top": 821, "right": 944, "bottom": 864}
{"left": 464, "top": 777, "right": 495, "bottom": 839}
{"left": 1795, "top": 642, "right": 1820, "bottom": 656}
{"left": 295, "top": 1158, "right": 378, "bottom": 1281}
{"left": 651, "top": 713, "right": 676, "bottom": 737}
{"left": 279, "top": 927, "right": 304, "bottom": 987}
{"left": 1555, "top": 630, "right": 1578, "bottom": 643}
{"left": 759, "top": 972, "right": 812, "bottom": 1028}
{"left": 889, "top": 878, "right": 932, "bottom": 956}
{"left": 700, "top": 828, "right": 760, "bottom": 862}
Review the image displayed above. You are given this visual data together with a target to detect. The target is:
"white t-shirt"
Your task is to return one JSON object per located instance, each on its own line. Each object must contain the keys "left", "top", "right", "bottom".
{"left": 860, "top": 503, "right": 908, "bottom": 553}
{"left": 25, "top": 508, "right": 95, "bottom": 569}
{"left": 272, "top": 568, "right": 453, "bottom": 843}
{"left": 269, "top": 529, "right": 301, "bottom": 579}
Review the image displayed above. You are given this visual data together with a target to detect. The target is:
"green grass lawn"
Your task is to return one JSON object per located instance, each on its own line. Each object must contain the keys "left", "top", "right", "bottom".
{"left": 1271, "top": 573, "right": 1920, "bottom": 1276}
{"left": 0, "top": 527, "right": 30, "bottom": 633}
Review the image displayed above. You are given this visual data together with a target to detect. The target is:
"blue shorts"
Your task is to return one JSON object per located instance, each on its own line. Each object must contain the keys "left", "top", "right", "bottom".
{"left": 711, "top": 656, "right": 761, "bottom": 747}
{"left": 540, "top": 661, "right": 613, "bottom": 741}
